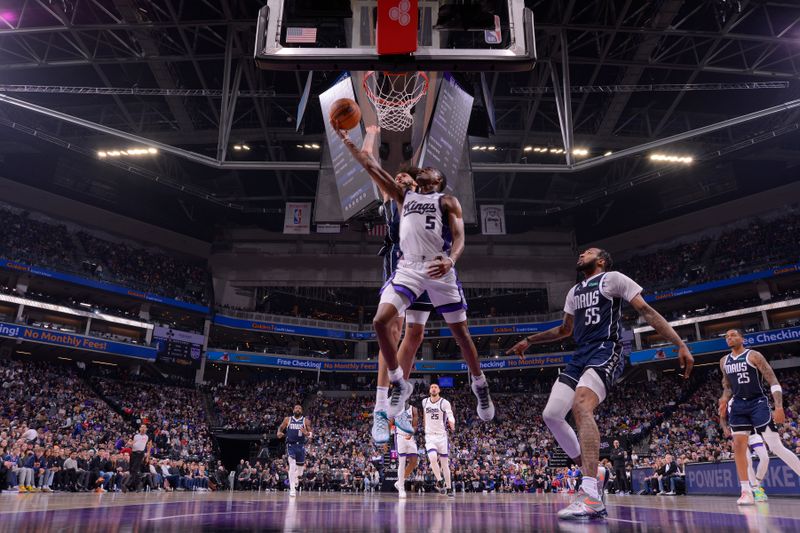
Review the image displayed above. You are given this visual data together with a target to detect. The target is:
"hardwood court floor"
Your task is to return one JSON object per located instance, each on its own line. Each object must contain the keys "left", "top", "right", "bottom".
{"left": 0, "top": 490, "right": 798, "bottom": 532}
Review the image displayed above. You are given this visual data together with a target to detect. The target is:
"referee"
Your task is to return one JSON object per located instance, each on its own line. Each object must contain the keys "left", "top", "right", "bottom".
{"left": 129, "top": 425, "right": 149, "bottom": 491}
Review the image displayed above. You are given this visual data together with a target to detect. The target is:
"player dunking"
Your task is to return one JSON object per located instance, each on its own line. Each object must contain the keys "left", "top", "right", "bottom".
{"left": 509, "top": 248, "right": 693, "bottom": 520}
{"left": 360, "top": 126, "right": 434, "bottom": 444}
{"left": 393, "top": 402, "right": 420, "bottom": 498}
{"left": 423, "top": 383, "right": 456, "bottom": 497}
{"left": 718, "top": 328, "right": 800, "bottom": 505}
{"left": 334, "top": 124, "right": 494, "bottom": 423}
{"left": 277, "top": 405, "right": 312, "bottom": 497}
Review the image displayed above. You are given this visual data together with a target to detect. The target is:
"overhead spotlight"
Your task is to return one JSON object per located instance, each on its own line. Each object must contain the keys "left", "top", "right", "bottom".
{"left": 479, "top": 146, "right": 488, "bottom": 151}
{"left": 242, "top": 144, "right": 251, "bottom": 151}
{"left": 650, "top": 153, "right": 693, "bottom": 164}
{"left": 297, "top": 144, "right": 304, "bottom": 148}
{"left": 97, "top": 151, "right": 107, "bottom": 158}
{"left": 549, "top": 148, "right": 558, "bottom": 153}
{"left": 233, "top": 145, "right": 242, "bottom": 151}
{"left": 572, "top": 148, "right": 588, "bottom": 156}
{"left": 472, "top": 145, "right": 481, "bottom": 151}
{"left": 148, "top": 147, "right": 157, "bottom": 154}
{"left": 311, "top": 143, "right": 320, "bottom": 149}
{"left": 604, "top": 151, "right": 613, "bottom": 156}
{"left": 487, "top": 146, "right": 496, "bottom": 151}
{"left": 524, "top": 146, "right": 532, "bottom": 152}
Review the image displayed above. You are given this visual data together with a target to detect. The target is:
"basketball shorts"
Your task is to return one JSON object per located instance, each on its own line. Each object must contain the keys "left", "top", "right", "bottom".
{"left": 380, "top": 259, "right": 467, "bottom": 324}
{"left": 728, "top": 397, "right": 774, "bottom": 435}
{"left": 425, "top": 434, "right": 449, "bottom": 457}
{"left": 395, "top": 431, "right": 418, "bottom": 457}
{"left": 559, "top": 341, "right": 625, "bottom": 402}
{"left": 383, "top": 247, "right": 434, "bottom": 322}
{"left": 287, "top": 443, "right": 306, "bottom": 465}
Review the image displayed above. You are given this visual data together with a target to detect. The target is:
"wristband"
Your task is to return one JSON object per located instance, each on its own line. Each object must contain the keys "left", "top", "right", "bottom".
{"left": 445, "top": 256, "right": 456, "bottom": 268}
{"left": 771, "top": 385, "right": 783, "bottom": 394}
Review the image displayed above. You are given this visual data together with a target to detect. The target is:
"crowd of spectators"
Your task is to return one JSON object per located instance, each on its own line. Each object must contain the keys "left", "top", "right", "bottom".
{"left": 91, "top": 377, "right": 214, "bottom": 460}
{"left": 0, "top": 204, "right": 208, "bottom": 305}
{"left": 616, "top": 210, "right": 800, "bottom": 293}
{"left": 209, "top": 377, "right": 317, "bottom": 432}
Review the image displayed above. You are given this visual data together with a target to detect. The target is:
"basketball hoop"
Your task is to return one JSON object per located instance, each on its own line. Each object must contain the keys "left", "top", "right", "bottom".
{"left": 363, "top": 71, "right": 429, "bottom": 132}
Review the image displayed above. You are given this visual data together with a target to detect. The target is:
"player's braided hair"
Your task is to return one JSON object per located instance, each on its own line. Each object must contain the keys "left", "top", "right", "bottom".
{"left": 596, "top": 248, "right": 614, "bottom": 271}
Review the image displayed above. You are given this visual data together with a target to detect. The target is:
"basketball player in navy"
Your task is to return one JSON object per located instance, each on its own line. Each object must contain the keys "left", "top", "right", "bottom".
{"left": 718, "top": 328, "right": 800, "bottom": 505}
{"left": 277, "top": 405, "right": 312, "bottom": 497}
{"left": 334, "top": 124, "right": 494, "bottom": 423}
{"left": 361, "top": 125, "right": 434, "bottom": 444}
{"left": 508, "top": 248, "right": 693, "bottom": 520}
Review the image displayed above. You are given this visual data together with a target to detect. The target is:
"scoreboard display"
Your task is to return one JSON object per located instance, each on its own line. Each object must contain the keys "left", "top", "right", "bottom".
{"left": 153, "top": 326, "right": 204, "bottom": 367}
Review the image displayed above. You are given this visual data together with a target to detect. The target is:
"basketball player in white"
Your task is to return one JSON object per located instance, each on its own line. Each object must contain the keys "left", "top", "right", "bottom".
{"left": 423, "top": 383, "right": 455, "bottom": 497}
{"left": 334, "top": 124, "right": 495, "bottom": 424}
{"left": 393, "top": 402, "right": 420, "bottom": 499}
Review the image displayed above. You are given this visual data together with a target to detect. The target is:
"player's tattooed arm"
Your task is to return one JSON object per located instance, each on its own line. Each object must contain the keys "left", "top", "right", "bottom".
{"left": 276, "top": 417, "right": 289, "bottom": 439}
{"left": 332, "top": 123, "right": 404, "bottom": 203}
{"left": 506, "top": 313, "right": 574, "bottom": 358}
{"left": 630, "top": 295, "right": 694, "bottom": 378}
{"left": 750, "top": 351, "right": 785, "bottom": 422}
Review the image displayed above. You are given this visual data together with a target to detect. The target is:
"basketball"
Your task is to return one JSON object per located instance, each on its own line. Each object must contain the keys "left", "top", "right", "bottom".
{"left": 330, "top": 98, "right": 362, "bottom": 130}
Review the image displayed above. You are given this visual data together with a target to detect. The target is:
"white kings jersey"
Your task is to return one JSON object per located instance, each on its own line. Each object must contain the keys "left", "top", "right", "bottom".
{"left": 423, "top": 397, "right": 454, "bottom": 437}
{"left": 399, "top": 191, "right": 453, "bottom": 259}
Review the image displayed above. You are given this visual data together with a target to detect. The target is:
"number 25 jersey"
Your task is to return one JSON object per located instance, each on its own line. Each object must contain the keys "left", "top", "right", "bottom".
{"left": 723, "top": 349, "right": 767, "bottom": 400}
{"left": 564, "top": 271, "right": 642, "bottom": 347}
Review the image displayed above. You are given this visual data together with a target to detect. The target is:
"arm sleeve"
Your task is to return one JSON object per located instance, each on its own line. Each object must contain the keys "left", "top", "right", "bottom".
{"left": 563, "top": 286, "right": 577, "bottom": 315}
{"left": 602, "top": 271, "right": 643, "bottom": 303}
{"left": 444, "top": 400, "right": 455, "bottom": 425}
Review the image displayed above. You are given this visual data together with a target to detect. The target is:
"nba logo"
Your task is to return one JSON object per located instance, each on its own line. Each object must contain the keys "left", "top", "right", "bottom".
{"left": 293, "top": 208, "right": 302, "bottom": 225}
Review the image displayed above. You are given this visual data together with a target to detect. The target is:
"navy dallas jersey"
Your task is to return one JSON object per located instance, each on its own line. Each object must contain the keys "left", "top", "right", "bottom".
{"left": 724, "top": 350, "right": 772, "bottom": 433}
{"left": 560, "top": 271, "right": 642, "bottom": 392}
{"left": 723, "top": 350, "right": 767, "bottom": 401}
{"left": 286, "top": 416, "right": 306, "bottom": 444}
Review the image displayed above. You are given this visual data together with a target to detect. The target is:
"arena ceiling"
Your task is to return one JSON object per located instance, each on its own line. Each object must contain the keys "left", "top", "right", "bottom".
{"left": 0, "top": 0, "right": 798, "bottom": 240}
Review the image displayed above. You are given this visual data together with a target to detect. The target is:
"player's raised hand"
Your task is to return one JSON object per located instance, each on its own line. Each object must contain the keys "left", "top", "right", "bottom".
{"left": 330, "top": 118, "right": 349, "bottom": 140}
{"left": 506, "top": 338, "right": 530, "bottom": 360}
{"left": 677, "top": 344, "right": 694, "bottom": 379}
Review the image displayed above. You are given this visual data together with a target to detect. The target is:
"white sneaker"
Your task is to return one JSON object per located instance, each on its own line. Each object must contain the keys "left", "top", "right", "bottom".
{"left": 557, "top": 489, "right": 607, "bottom": 521}
{"left": 471, "top": 380, "right": 495, "bottom": 421}
{"left": 371, "top": 410, "right": 390, "bottom": 444}
{"left": 289, "top": 489, "right": 297, "bottom": 497}
{"left": 395, "top": 480, "right": 407, "bottom": 499}
{"left": 387, "top": 379, "right": 413, "bottom": 418}
{"left": 737, "top": 490, "right": 754, "bottom": 505}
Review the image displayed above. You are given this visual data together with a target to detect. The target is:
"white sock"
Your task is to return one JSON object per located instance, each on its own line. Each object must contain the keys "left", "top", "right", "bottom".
{"left": 581, "top": 477, "right": 599, "bottom": 499}
{"left": 295, "top": 466, "right": 304, "bottom": 490}
{"left": 754, "top": 444, "right": 769, "bottom": 485}
{"left": 288, "top": 459, "right": 296, "bottom": 491}
{"left": 388, "top": 367, "right": 403, "bottom": 383}
{"left": 472, "top": 372, "right": 487, "bottom": 387}
{"left": 375, "top": 386, "right": 389, "bottom": 413}
{"left": 397, "top": 456, "right": 406, "bottom": 489}
{"left": 542, "top": 381, "right": 581, "bottom": 459}
{"left": 741, "top": 481, "right": 752, "bottom": 493}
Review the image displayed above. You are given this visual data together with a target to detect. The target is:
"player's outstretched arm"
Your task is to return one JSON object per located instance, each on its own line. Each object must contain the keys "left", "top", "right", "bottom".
{"left": 276, "top": 417, "right": 289, "bottom": 439}
{"left": 718, "top": 357, "right": 733, "bottom": 437}
{"left": 629, "top": 295, "right": 694, "bottom": 378}
{"left": 750, "top": 351, "right": 785, "bottom": 423}
{"left": 506, "top": 313, "right": 574, "bottom": 358}
{"left": 428, "top": 195, "right": 463, "bottom": 279}
{"left": 331, "top": 122, "right": 404, "bottom": 204}
{"left": 412, "top": 407, "right": 419, "bottom": 433}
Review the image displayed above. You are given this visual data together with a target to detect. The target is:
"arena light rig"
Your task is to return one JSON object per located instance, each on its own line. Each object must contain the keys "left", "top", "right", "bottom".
{"left": 97, "top": 147, "right": 158, "bottom": 158}
{"left": 649, "top": 153, "right": 694, "bottom": 164}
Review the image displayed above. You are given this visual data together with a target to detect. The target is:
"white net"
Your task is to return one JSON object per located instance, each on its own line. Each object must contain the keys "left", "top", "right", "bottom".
{"left": 363, "top": 71, "right": 429, "bottom": 132}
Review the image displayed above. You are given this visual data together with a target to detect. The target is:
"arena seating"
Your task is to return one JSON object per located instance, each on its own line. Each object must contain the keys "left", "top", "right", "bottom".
{"left": 0, "top": 205, "right": 209, "bottom": 305}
